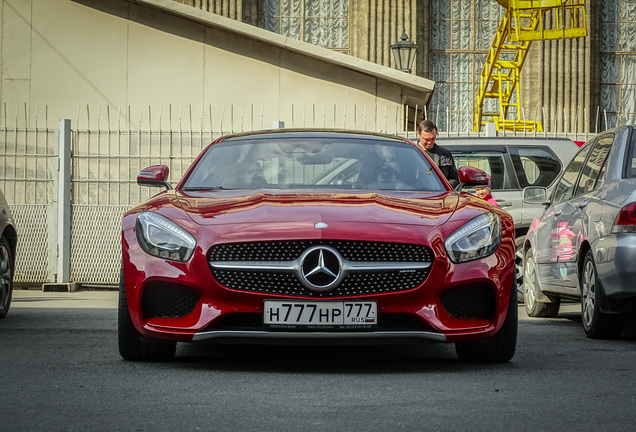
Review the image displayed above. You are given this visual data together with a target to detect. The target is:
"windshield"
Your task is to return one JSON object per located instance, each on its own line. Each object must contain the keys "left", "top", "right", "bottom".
{"left": 182, "top": 136, "right": 446, "bottom": 192}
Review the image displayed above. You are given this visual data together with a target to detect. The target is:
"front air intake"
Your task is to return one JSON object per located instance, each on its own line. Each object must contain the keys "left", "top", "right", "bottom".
{"left": 142, "top": 284, "right": 199, "bottom": 319}
{"left": 440, "top": 285, "right": 496, "bottom": 320}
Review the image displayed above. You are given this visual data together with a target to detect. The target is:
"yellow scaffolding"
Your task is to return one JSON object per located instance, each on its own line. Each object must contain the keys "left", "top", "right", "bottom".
{"left": 473, "top": 0, "right": 587, "bottom": 133}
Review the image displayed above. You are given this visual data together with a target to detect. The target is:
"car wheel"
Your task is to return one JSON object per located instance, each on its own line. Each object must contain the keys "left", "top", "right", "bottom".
{"left": 523, "top": 250, "right": 560, "bottom": 317}
{"left": 0, "top": 236, "right": 14, "bottom": 319}
{"left": 118, "top": 267, "right": 177, "bottom": 361}
{"left": 455, "top": 284, "right": 518, "bottom": 363}
{"left": 580, "top": 250, "right": 623, "bottom": 339}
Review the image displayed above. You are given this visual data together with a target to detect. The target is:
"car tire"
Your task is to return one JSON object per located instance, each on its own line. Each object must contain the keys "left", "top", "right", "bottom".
{"left": 0, "top": 236, "right": 14, "bottom": 319}
{"left": 581, "top": 250, "right": 623, "bottom": 339}
{"left": 118, "top": 266, "right": 177, "bottom": 361}
{"left": 523, "top": 250, "right": 560, "bottom": 317}
{"left": 455, "top": 284, "right": 518, "bottom": 363}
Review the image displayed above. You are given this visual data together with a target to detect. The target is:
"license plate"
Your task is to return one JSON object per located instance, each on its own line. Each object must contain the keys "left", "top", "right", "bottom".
{"left": 263, "top": 301, "right": 377, "bottom": 329}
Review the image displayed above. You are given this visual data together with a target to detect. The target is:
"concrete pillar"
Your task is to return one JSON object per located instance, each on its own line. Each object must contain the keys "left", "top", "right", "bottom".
{"left": 56, "top": 119, "right": 72, "bottom": 284}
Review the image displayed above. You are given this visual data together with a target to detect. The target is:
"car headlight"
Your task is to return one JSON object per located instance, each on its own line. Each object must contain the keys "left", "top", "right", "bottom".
{"left": 444, "top": 213, "right": 501, "bottom": 263}
{"left": 136, "top": 212, "right": 196, "bottom": 262}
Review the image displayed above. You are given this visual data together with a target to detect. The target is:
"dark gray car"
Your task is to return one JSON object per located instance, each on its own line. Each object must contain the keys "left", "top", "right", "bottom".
{"left": 0, "top": 189, "right": 17, "bottom": 318}
{"left": 522, "top": 125, "right": 636, "bottom": 338}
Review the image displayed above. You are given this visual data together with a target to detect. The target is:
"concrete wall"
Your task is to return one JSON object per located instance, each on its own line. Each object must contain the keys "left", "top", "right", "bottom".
{"left": 0, "top": 0, "right": 434, "bottom": 131}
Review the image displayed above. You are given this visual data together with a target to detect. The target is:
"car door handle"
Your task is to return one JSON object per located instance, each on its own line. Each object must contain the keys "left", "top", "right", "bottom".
{"left": 554, "top": 209, "right": 562, "bottom": 217}
{"left": 576, "top": 200, "right": 588, "bottom": 209}
{"left": 496, "top": 200, "right": 513, "bottom": 208}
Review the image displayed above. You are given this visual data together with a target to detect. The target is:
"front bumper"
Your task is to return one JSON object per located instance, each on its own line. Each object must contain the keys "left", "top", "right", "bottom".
{"left": 123, "top": 230, "right": 516, "bottom": 344}
{"left": 191, "top": 329, "right": 447, "bottom": 343}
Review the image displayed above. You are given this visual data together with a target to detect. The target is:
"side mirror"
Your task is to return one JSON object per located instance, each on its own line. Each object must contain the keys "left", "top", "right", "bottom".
{"left": 456, "top": 166, "right": 489, "bottom": 191}
{"left": 523, "top": 186, "right": 547, "bottom": 205}
{"left": 137, "top": 165, "right": 172, "bottom": 190}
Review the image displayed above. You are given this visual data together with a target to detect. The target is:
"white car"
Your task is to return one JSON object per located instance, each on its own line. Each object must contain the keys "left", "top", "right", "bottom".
{"left": 439, "top": 137, "right": 580, "bottom": 296}
{"left": 439, "top": 136, "right": 580, "bottom": 244}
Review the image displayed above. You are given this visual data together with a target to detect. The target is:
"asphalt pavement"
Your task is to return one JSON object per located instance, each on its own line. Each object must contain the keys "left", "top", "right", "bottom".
{"left": 3, "top": 287, "right": 636, "bottom": 432}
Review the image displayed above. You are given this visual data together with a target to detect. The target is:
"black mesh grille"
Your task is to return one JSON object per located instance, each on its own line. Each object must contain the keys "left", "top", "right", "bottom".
{"left": 209, "top": 240, "right": 432, "bottom": 262}
{"left": 209, "top": 240, "right": 433, "bottom": 298}
{"left": 213, "top": 269, "right": 428, "bottom": 297}
{"left": 439, "top": 285, "right": 495, "bottom": 320}
{"left": 142, "top": 284, "right": 200, "bottom": 319}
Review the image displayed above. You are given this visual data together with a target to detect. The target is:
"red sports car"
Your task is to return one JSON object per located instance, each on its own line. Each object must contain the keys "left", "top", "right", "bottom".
{"left": 119, "top": 129, "right": 517, "bottom": 362}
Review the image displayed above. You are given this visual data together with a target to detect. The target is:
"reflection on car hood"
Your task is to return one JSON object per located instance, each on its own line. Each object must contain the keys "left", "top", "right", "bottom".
{"left": 172, "top": 190, "right": 461, "bottom": 227}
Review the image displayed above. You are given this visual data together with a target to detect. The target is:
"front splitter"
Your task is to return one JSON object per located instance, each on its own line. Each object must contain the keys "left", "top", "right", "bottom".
{"left": 191, "top": 329, "right": 447, "bottom": 344}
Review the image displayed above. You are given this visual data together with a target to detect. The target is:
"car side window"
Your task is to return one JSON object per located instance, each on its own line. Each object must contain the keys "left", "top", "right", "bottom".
{"left": 508, "top": 147, "right": 561, "bottom": 188}
{"left": 452, "top": 151, "right": 506, "bottom": 190}
{"left": 552, "top": 142, "right": 594, "bottom": 205}
{"left": 574, "top": 135, "right": 613, "bottom": 196}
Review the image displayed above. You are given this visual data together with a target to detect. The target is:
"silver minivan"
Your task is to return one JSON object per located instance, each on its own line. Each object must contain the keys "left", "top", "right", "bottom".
{"left": 438, "top": 137, "right": 580, "bottom": 246}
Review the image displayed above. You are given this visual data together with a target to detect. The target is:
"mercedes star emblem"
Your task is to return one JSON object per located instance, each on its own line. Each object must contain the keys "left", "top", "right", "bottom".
{"left": 298, "top": 245, "right": 344, "bottom": 292}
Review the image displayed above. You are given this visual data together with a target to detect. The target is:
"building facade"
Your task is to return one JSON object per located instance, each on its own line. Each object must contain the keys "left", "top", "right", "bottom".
{"left": 178, "top": 0, "right": 636, "bottom": 134}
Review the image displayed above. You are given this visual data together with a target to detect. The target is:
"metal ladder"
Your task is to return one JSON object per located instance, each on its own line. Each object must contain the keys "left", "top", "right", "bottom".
{"left": 473, "top": 0, "right": 588, "bottom": 133}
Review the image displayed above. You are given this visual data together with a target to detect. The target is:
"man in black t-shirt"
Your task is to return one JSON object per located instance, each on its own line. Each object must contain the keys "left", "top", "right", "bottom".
{"left": 416, "top": 120, "right": 459, "bottom": 188}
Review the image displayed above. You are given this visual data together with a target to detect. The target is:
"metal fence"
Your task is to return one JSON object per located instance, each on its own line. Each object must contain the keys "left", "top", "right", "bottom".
{"left": 0, "top": 103, "right": 607, "bottom": 287}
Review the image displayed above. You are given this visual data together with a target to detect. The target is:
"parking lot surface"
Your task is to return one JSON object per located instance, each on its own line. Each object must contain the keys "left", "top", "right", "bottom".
{"left": 2, "top": 288, "right": 635, "bottom": 432}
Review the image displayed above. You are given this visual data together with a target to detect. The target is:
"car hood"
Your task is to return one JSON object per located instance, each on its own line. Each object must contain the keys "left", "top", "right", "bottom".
{"left": 171, "top": 189, "right": 461, "bottom": 228}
